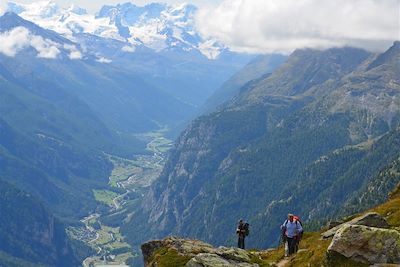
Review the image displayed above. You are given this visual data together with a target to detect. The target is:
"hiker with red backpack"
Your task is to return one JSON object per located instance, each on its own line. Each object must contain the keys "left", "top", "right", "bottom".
{"left": 280, "top": 213, "right": 303, "bottom": 256}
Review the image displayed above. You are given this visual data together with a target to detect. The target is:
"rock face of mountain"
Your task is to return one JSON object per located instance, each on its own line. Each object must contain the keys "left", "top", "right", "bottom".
{"left": 0, "top": 180, "right": 80, "bottom": 267}
{"left": 124, "top": 42, "right": 400, "bottom": 249}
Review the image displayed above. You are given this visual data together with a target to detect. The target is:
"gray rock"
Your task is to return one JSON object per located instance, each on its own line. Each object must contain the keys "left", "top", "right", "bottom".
{"left": 141, "top": 236, "right": 215, "bottom": 266}
{"left": 186, "top": 253, "right": 258, "bottom": 267}
{"left": 321, "top": 212, "right": 390, "bottom": 239}
{"left": 327, "top": 225, "right": 400, "bottom": 264}
{"left": 327, "top": 221, "right": 342, "bottom": 229}
{"left": 215, "top": 247, "right": 251, "bottom": 262}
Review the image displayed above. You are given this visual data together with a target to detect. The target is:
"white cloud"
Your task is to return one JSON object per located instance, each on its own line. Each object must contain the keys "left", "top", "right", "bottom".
{"left": 64, "top": 44, "right": 83, "bottom": 59}
{"left": 0, "top": 26, "right": 60, "bottom": 58}
{"left": 96, "top": 56, "right": 112, "bottom": 63}
{"left": 30, "top": 35, "right": 60, "bottom": 58}
{"left": 121, "top": 45, "right": 136, "bottom": 53}
{"left": 196, "top": 0, "right": 400, "bottom": 54}
{"left": 0, "top": 27, "right": 31, "bottom": 56}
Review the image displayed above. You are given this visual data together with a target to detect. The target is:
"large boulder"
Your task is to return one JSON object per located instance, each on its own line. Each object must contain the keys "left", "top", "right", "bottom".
{"left": 322, "top": 212, "right": 390, "bottom": 239}
{"left": 186, "top": 253, "right": 258, "bottom": 267}
{"left": 327, "top": 225, "right": 400, "bottom": 264}
{"left": 214, "top": 247, "right": 252, "bottom": 262}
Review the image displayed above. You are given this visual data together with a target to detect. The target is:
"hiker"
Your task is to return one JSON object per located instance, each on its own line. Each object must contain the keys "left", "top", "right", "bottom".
{"left": 236, "top": 219, "right": 248, "bottom": 249}
{"left": 281, "top": 213, "right": 303, "bottom": 256}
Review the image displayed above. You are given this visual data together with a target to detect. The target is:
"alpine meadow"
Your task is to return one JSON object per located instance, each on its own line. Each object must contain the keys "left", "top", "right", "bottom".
{"left": 0, "top": 1, "right": 399, "bottom": 267}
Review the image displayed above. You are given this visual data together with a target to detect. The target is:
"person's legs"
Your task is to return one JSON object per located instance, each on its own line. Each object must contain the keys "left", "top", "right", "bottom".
{"left": 287, "top": 237, "right": 295, "bottom": 255}
{"left": 294, "top": 238, "right": 299, "bottom": 253}
{"left": 284, "top": 241, "right": 289, "bottom": 257}
{"left": 238, "top": 236, "right": 245, "bottom": 249}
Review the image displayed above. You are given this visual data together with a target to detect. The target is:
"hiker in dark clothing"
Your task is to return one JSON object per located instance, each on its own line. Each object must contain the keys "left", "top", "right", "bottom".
{"left": 236, "top": 219, "right": 246, "bottom": 249}
{"left": 281, "top": 214, "right": 303, "bottom": 256}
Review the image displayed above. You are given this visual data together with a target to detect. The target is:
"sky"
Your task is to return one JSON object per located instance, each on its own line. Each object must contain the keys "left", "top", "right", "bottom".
{"left": 196, "top": 0, "right": 400, "bottom": 53}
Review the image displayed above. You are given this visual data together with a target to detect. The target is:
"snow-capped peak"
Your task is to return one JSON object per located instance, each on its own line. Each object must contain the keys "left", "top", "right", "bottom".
{"left": 5, "top": 1, "right": 224, "bottom": 59}
{"left": 17, "top": 1, "right": 60, "bottom": 18}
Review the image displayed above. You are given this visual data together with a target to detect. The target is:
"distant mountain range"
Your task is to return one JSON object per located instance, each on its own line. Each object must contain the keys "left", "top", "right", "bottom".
{"left": 6, "top": 1, "right": 223, "bottom": 59}
{"left": 2, "top": 1, "right": 258, "bottom": 108}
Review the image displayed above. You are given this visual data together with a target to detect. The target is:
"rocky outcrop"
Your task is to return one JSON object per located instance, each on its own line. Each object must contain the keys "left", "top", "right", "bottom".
{"left": 141, "top": 237, "right": 215, "bottom": 266}
{"left": 141, "top": 237, "right": 260, "bottom": 267}
{"left": 322, "top": 212, "right": 390, "bottom": 239}
{"left": 327, "top": 225, "right": 400, "bottom": 264}
{"left": 186, "top": 253, "right": 258, "bottom": 267}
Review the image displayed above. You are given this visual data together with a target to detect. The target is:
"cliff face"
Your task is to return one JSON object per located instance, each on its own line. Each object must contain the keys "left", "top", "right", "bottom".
{"left": 124, "top": 42, "right": 400, "bottom": 248}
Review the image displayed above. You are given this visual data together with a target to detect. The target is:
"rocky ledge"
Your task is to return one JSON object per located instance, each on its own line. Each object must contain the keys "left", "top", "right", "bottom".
{"left": 141, "top": 236, "right": 261, "bottom": 267}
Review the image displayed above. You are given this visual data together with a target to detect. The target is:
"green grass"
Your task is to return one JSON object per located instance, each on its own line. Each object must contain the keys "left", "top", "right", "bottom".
{"left": 147, "top": 247, "right": 192, "bottom": 267}
{"left": 372, "top": 183, "right": 400, "bottom": 227}
{"left": 108, "top": 156, "right": 141, "bottom": 187}
{"left": 93, "top": 190, "right": 119, "bottom": 206}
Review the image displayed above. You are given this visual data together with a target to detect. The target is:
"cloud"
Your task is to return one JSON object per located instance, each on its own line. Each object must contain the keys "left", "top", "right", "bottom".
{"left": 96, "top": 57, "right": 112, "bottom": 63}
{"left": 30, "top": 35, "right": 60, "bottom": 58}
{"left": 121, "top": 45, "right": 136, "bottom": 53}
{"left": 64, "top": 44, "right": 83, "bottom": 59}
{"left": 0, "top": 26, "right": 60, "bottom": 58}
{"left": 196, "top": 0, "right": 400, "bottom": 54}
{"left": 0, "top": 27, "right": 31, "bottom": 56}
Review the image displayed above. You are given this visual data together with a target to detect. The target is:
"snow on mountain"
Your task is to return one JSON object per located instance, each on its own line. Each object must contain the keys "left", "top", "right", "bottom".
{"left": 6, "top": 1, "right": 224, "bottom": 59}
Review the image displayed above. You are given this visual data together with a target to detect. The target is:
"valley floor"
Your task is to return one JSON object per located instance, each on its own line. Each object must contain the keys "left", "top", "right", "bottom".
{"left": 68, "top": 130, "right": 173, "bottom": 267}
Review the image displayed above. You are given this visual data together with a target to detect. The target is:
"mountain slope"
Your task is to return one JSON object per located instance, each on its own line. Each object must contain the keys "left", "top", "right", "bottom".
{"left": 0, "top": 116, "right": 112, "bottom": 219}
{"left": 200, "top": 54, "right": 287, "bottom": 113}
{"left": 123, "top": 42, "right": 400, "bottom": 249}
{"left": 0, "top": 180, "right": 81, "bottom": 267}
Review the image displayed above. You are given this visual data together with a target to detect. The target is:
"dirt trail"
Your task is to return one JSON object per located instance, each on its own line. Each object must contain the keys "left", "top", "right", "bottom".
{"left": 275, "top": 258, "right": 289, "bottom": 267}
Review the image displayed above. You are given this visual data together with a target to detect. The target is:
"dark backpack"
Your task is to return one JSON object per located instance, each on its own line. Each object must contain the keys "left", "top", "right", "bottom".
{"left": 244, "top": 223, "right": 250, "bottom": 236}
